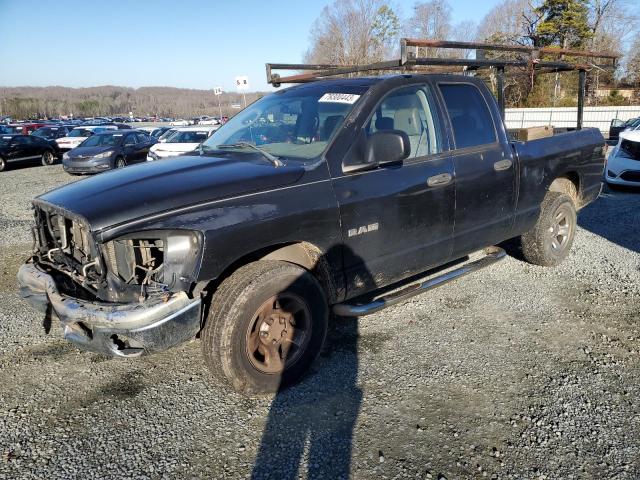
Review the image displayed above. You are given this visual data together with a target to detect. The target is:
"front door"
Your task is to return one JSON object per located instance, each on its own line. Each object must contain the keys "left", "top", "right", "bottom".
{"left": 331, "top": 83, "right": 456, "bottom": 298}
{"left": 437, "top": 82, "right": 517, "bottom": 258}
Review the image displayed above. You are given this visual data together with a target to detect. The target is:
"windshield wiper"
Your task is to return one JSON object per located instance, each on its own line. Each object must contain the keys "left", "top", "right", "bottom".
{"left": 216, "top": 142, "right": 284, "bottom": 167}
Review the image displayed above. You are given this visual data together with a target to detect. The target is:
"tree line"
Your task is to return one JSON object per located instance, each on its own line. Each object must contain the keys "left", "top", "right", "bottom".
{"left": 305, "top": 0, "right": 640, "bottom": 107}
{"left": 0, "top": 85, "right": 264, "bottom": 120}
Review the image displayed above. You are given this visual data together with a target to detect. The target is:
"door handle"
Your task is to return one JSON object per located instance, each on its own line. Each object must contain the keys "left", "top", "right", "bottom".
{"left": 494, "top": 159, "right": 513, "bottom": 171}
{"left": 427, "top": 173, "right": 452, "bottom": 187}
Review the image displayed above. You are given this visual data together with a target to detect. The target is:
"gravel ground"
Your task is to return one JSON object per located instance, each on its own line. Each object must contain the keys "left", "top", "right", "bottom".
{"left": 0, "top": 161, "right": 639, "bottom": 479}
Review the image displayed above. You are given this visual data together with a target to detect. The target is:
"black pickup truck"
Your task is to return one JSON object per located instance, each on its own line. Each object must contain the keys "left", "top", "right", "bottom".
{"left": 18, "top": 74, "right": 605, "bottom": 394}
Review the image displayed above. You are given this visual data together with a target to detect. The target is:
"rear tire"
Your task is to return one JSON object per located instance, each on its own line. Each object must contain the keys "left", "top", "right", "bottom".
{"left": 41, "top": 150, "right": 55, "bottom": 166}
{"left": 201, "top": 260, "right": 328, "bottom": 395}
{"left": 521, "top": 192, "right": 577, "bottom": 267}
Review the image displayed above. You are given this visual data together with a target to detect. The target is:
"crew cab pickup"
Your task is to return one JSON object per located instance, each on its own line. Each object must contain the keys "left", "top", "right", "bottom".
{"left": 18, "top": 75, "right": 605, "bottom": 394}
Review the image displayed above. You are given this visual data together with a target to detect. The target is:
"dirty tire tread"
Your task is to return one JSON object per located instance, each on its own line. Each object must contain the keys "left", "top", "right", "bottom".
{"left": 521, "top": 192, "right": 576, "bottom": 267}
{"left": 202, "top": 261, "right": 276, "bottom": 388}
{"left": 201, "top": 260, "right": 328, "bottom": 395}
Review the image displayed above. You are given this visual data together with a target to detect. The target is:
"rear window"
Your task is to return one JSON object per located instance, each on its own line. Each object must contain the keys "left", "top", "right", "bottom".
{"left": 439, "top": 83, "right": 497, "bottom": 149}
{"left": 168, "top": 131, "right": 209, "bottom": 143}
{"left": 81, "top": 134, "right": 122, "bottom": 147}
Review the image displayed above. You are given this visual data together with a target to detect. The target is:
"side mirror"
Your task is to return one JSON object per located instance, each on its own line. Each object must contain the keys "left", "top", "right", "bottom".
{"left": 344, "top": 130, "right": 411, "bottom": 173}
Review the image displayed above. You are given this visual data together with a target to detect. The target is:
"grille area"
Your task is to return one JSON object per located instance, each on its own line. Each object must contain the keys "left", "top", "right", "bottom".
{"left": 34, "top": 206, "right": 99, "bottom": 282}
{"left": 620, "top": 171, "right": 640, "bottom": 182}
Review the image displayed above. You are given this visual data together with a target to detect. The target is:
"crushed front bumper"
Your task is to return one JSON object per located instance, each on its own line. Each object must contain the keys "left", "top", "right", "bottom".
{"left": 17, "top": 262, "right": 202, "bottom": 357}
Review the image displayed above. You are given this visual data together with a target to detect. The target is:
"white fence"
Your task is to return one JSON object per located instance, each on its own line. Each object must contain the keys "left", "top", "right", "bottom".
{"left": 504, "top": 106, "right": 640, "bottom": 136}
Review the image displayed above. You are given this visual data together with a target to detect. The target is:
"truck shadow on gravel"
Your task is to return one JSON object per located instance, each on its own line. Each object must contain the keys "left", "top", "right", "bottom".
{"left": 577, "top": 186, "right": 640, "bottom": 254}
{"left": 251, "top": 246, "right": 369, "bottom": 480}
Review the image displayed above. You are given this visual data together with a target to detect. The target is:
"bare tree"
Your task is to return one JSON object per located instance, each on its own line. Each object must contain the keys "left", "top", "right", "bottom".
{"left": 477, "top": 0, "right": 538, "bottom": 45}
{"left": 304, "top": 0, "right": 400, "bottom": 65}
{"left": 406, "top": 0, "right": 453, "bottom": 57}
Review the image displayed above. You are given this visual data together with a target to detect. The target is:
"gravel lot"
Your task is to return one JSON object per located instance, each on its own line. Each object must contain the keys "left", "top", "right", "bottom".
{"left": 1, "top": 161, "right": 639, "bottom": 479}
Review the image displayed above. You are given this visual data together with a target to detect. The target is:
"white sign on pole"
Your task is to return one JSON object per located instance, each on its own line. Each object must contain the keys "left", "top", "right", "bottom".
{"left": 235, "top": 76, "right": 249, "bottom": 91}
{"left": 213, "top": 87, "right": 223, "bottom": 96}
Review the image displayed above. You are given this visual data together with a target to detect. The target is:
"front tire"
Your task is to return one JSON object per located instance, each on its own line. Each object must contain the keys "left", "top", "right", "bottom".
{"left": 201, "top": 261, "right": 328, "bottom": 394}
{"left": 521, "top": 192, "right": 577, "bottom": 267}
{"left": 115, "top": 157, "right": 127, "bottom": 169}
{"left": 41, "top": 150, "right": 55, "bottom": 166}
{"left": 0, "top": 156, "right": 5, "bottom": 172}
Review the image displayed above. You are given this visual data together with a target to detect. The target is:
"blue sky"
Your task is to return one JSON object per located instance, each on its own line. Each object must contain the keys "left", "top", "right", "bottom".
{"left": 0, "top": 0, "right": 500, "bottom": 91}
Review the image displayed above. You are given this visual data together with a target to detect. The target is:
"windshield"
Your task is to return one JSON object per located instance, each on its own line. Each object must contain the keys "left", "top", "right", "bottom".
{"left": 69, "top": 128, "right": 93, "bottom": 137}
{"left": 32, "top": 127, "right": 59, "bottom": 139}
{"left": 80, "top": 133, "right": 123, "bottom": 147}
{"left": 201, "top": 88, "right": 363, "bottom": 160}
{"left": 620, "top": 139, "right": 640, "bottom": 160}
{"left": 158, "top": 129, "right": 176, "bottom": 141}
{"left": 166, "top": 131, "right": 210, "bottom": 143}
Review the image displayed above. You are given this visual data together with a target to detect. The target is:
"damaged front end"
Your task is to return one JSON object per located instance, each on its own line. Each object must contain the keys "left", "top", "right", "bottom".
{"left": 17, "top": 201, "right": 203, "bottom": 357}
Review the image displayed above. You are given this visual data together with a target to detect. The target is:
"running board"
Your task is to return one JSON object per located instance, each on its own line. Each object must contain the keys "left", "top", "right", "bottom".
{"left": 332, "top": 246, "right": 506, "bottom": 317}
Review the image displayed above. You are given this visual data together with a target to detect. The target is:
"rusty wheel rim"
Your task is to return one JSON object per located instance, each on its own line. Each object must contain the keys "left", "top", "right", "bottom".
{"left": 245, "top": 293, "right": 311, "bottom": 375}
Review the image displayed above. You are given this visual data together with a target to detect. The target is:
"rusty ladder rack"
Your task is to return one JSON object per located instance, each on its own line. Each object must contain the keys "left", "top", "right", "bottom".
{"left": 266, "top": 38, "right": 619, "bottom": 129}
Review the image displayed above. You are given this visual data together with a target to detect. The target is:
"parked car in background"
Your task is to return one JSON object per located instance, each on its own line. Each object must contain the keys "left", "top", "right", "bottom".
{"left": 63, "top": 129, "right": 157, "bottom": 174}
{"left": 170, "top": 119, "right": 190, "bottom": 126}
{"left": 0, "top": 134, "right": 57, "bottom": 171}
{"left": 32, "top": 125, "right": 75, "bottom": 158}
{"left": 197, "top": 116, "right": 220, "bottom": 126}
{"left": 606, "top": 129, "right": 640, "bottom": 187}
{"left": 147, "top": 126, "right": 217, "bottom": 160}
{"left": 8, "top": 122, "right": 49, "bottom": 135}
{"left": 0, "top": 125, "right": 15, "bottom": 134}
{"left": 56, "top": 125, "right": 117, "bottom": 153}
{"left": 609, "top": 117, "right": 640, "bottom": 142}
{"left": 32, "top": 125, "right": 75, "bottom": 141}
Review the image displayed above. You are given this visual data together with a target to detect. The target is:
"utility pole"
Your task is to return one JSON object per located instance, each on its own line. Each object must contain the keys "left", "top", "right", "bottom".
{"left": 213, "top": 87, "right": 223, "bottom": 120}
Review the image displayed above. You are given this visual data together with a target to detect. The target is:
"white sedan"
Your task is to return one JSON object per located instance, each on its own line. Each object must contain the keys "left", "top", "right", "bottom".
{"left": 147, "top": 126, "right": 218, "bottom": 161}
{"left": 55, "top": 125, "right": 117, "bottom": 152}
{"left": 170, "top": 119, "right": 190, "bottom": 126}
{"left": 606, "top": 130, "right": 640, "bottom": 186}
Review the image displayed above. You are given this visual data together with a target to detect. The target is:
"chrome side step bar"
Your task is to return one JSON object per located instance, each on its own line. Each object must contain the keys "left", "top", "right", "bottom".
{"left": 332, "top": 246, "right": 506, "bottom": 317}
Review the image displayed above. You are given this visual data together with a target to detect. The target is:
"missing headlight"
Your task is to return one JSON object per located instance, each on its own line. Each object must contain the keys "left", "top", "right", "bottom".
{"left": 103, "top": 230, "right": 202, "bottom": 296}
{"left": 105, "top": 238, "right": 164, "bottom": 284}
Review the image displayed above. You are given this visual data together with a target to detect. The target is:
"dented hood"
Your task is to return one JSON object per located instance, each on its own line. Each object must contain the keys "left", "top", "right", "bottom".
{"left": 37, "top": 154, "right": 305, "bottom": 231}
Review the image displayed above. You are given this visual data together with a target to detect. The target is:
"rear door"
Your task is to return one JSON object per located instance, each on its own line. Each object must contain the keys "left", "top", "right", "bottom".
{"left": 331, "top": 83, "right": 456, "bottom": 298}
{"left": 132, "top": 133, "right": 150, "bottom": 163}
{"left": 122, "top": 133, "right": 141, "bottom": 163}
{"left": 11, "top": 136, "right": 36, "bottom": 161}
{"left": 437, "top": 82, "right": 516, "bottom": 258}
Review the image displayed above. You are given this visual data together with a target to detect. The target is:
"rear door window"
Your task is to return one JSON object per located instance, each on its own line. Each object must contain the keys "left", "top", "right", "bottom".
{"left": 439, "top": 83, "right": 497, "bottom": 149}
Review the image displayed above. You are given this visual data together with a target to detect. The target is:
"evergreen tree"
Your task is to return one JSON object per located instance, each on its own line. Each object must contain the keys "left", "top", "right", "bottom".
{"left": 535, "top": 0, "right": 593, "bottom": 48}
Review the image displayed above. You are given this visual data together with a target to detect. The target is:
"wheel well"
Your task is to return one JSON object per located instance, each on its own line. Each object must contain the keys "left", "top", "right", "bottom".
{"left": 198, "top": 242, "right": 339, "bottom": 312}
{"left": 549, "top": 173, "right": 580, "bottom": 206}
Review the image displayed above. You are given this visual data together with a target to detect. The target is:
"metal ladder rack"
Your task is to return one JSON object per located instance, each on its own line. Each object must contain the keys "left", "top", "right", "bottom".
{"left": 265, "top": 38, "right": 619, "bottom": 129}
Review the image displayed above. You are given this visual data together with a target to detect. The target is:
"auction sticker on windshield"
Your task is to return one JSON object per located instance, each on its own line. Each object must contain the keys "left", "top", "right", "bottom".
{"left": 318, "top": 93, "right": 360, "bottom": 104}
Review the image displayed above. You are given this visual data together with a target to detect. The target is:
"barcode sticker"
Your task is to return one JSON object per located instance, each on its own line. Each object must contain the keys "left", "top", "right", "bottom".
{"left": 318, "top": 93, "right": 361, "bottom": 104}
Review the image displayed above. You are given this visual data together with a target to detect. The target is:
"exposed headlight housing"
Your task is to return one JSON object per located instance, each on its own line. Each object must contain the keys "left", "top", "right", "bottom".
{"left": 103, "top": 230, "right": 203, "bottom": 298}
{"left": 93, "top": 150, "right": 114, "bottom": 159}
